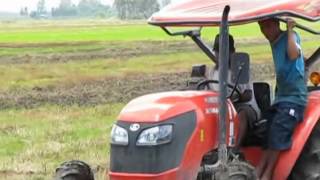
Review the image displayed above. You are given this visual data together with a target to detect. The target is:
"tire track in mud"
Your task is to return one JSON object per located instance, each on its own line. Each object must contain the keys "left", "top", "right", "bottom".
{"left": 0, "top": 63, "right": 280, "bottom": 109}
{"left": 0, "top": 37, "right": 318, "bottom": 64}
{"left": 0, "top": 41, "right": 197, "bottom": 64}
{"left": 0, "top": 38, "right": 318, "bottom": 109}
{"left": 0, "top": 62, "right": 319, "bottom": 109}
{"left": 0, "top": 72, "right": 189, "bottom": 109}
{"left": 1, "top": 37, "right": 318, "bottom": 65}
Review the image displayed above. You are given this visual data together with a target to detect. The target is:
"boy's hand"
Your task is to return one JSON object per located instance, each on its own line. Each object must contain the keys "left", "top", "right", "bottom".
{"left": 286, "top": 18, "right": 296, "bottom": 31}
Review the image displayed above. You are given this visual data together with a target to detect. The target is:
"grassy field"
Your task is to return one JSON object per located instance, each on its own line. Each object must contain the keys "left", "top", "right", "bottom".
{"left": 0, "top": 19, "right": 318, "bottom": 65}
{"left": 1, "top": 19, "right": 319, "bottom": 43}
{"left": 0, "top": 52, "right": 210, "bottom": 91}
{"left": 0, "top": 19, "right": 319, "bottom": 180}
{"left": 0, "top": 41, "right": 319, "bottom": 91}
{"left": 0, "top": 104, "right": 123, "bottom": 180}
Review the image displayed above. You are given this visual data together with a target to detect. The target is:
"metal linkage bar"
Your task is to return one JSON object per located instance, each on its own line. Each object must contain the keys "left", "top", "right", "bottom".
{"left": 161, "top": 27, "right": 217, "bottom": 64}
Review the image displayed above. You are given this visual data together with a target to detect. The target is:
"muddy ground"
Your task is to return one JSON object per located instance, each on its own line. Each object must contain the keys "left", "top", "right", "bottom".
{"left": 0, "top": 63, "right": 277, "bottom": 109}
{"left": 0, "top": 41, "right": 196, "bottom": 64}
{"left": 0, "top": 38, "right": 278, "bottom": 64}
{"left": 1, "top": 36, "right": 318, "bottom": 64}
{"left": 0, "top": 40, "right": 319, "bottom": 109}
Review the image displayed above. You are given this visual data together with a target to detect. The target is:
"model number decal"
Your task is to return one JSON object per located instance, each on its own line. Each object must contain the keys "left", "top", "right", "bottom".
{"left": 206, "top": 107, "right": 219, "bottom": 114}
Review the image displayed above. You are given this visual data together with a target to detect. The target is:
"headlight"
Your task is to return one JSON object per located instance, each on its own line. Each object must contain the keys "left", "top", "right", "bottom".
{"left": 110, "top": 124, "right": 128, "bottom": 146}
{"left": 136, "top": 125, "right": 173, "bottom": 146}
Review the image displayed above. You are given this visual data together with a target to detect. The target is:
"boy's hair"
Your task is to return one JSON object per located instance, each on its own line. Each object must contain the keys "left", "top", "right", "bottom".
{"left": 258, "top": 18, "right": 280, "bottom": 26}
{"left": 213, "top": 34, "right": 235, "bottom": 53}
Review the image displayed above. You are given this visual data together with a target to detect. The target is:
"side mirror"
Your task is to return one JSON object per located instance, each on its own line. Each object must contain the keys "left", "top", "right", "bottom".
{"left": 230, "top": 52, "right": 250, "bottom": 84}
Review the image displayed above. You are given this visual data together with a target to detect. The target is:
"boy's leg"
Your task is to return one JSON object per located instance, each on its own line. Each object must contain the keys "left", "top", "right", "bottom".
{"left": 236, "top": 105, "right": 257, "bottom": 146}
{"left": 256, "top": 106, "right": 276, "bottom": 178}
{"left": 237, "top": 111, "right": 248, "bottom": 147}
{"left": 256, "top": 151, "right": 268, "bottom": 178}
{"left": 258, "top": 102, "right": 305, "bottom": 179}
{"left": 260, "top": 150, "right": 280, "bottom": 180}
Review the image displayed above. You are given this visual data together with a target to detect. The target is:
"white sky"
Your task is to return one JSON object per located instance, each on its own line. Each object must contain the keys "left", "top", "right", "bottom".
{"left": 0, "top": 0, "right": 114, "bottom": 13}
{"left": 0, "top": 0, "right": 182, "bottom": 13}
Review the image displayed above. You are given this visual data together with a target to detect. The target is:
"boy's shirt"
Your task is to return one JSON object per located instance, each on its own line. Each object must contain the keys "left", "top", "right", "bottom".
{"left": 271, "top": 32, "right": 307, "bottom": 106}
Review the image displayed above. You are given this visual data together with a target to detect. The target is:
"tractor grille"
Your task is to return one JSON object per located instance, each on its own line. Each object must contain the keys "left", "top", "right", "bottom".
{"left": 110, "top": 111, "right": 196, "bottom": 173}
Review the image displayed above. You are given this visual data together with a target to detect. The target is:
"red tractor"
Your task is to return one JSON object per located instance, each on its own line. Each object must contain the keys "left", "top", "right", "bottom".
{"left": 55, "top": 0, "right": 320, "bottom": 180}
{"left": 108, "top": 1, "right": 320, "bottom": 180}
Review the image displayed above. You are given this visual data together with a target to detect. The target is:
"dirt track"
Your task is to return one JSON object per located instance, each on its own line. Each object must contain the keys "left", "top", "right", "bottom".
{"left": 0, "top": 72, "right": 189, "bottom": 109}
{"left": 1, "top": 38, "right": 318, "bottom": 65}
{"left": 0, "top": 41, "right": 197, "bottom": 64}
{"left": 0, "top": 63, "right": 279, "bottom": 109}
{"left": 0, "top": 39, "right": 319, "bottom": 109}
{"left": 2, "top": 61, "right": 319, "bottom": 109}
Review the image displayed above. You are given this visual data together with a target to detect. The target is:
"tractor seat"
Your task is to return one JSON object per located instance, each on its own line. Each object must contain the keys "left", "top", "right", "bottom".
{"left": 242, "top": 82, "right": 271, "bottom": 147}
{"left": 253, "top": 82, "right": 271, "bottom": 113}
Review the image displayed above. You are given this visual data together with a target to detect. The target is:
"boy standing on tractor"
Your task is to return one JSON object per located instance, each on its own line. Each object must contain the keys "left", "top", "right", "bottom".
{"left": 257, "top": 18, "right": 307, "bottom": 180}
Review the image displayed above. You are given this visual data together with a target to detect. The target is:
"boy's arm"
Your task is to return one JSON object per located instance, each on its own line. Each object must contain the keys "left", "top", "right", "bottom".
{"left": 287, "top": 18, "right": 301, "bottom": 60}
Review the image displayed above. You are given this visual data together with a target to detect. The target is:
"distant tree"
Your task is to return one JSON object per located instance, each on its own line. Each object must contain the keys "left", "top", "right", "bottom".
{"left": 20, "top": 8, "right": 23, "bottom": 16}
{"left": 29, "top": 0, "right": 48, "bottom": 18}
{"left": 20, "top": 7, "right": 28, "bottom": 16}
{"left": 114, "top": 0, "right": 159, "bottom": 19}
{"left": 50, "top": 0, "right": 113, "bottom": 17}
{"left": 139, "top": 0, "right": 160, "bottom": 19}
{"left": 159, "top": 0, "right": 171, "bottom": 8}
{"left": 59, "top": 0, "right": 73, "bottom": 9}
{"left": 37, "top": 0, "right": 46, "bottom": 14}
{"left": 30, "top": 11, "right": 37, "bottom": 18}
{"left": 25, "top": 7, "right": 29, "bottom": 16}
{"left": 78, "top": 0, "right": 111, "bottom": 17}
{"left": 53, "top": 0, "right": 78, "bottom": 16}
{"left": 51, "top": 7, "right": 55, "bottom": 16}
{"left": 113, "top": 0, "right": 127, "bottom": 19}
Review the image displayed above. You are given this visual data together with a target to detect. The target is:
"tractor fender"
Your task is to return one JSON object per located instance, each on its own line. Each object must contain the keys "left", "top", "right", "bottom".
{"left": 273, "top": 91, "right": 320, "bottom": 180}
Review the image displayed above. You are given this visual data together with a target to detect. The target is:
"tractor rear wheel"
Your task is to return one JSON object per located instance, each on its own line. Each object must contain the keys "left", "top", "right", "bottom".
{"left": 289, "top": 121, "right": 320, "bottom": 180}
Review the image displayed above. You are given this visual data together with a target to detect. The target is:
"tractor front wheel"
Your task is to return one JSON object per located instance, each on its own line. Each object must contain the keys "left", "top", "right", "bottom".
{"left": 54, "top": 160, "right": 95, "bottom": 180}
{"left": 289, "top": 121, "right": 320, "bottom": 180}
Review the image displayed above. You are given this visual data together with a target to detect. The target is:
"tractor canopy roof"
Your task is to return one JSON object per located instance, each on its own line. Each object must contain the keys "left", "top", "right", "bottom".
{"left": 148, "top": 0, "right": 320, "bottom": 26}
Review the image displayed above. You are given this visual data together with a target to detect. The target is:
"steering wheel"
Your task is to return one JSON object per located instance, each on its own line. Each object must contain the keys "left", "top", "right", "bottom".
{"left": 196, "top": 79, "right": 241, "bottom": 101}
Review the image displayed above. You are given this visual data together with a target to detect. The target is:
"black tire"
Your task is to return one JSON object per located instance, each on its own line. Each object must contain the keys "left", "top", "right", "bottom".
{"left": 289, "top": 121, "right": 320, "bottom": 180}
{"left": 54, "top": 160, "right": 95, "bottom": 180}
{"left": 197, "top": 172, "right": 212, "bottom": 180}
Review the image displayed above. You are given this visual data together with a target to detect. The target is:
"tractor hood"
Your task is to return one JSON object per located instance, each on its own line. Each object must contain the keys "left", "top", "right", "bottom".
{"left": 118, "top": 91, "right": 218, "bottom": 123}
{"left": 149, "top": 0, "right": 320, "bottom": 26}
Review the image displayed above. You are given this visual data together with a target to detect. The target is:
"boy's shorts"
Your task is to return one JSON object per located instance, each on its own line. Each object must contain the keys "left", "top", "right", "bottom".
{"left": 263, "top": 102, "right": 305, "bottom": 150}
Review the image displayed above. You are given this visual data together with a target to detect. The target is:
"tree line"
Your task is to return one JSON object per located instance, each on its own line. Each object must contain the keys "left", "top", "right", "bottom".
{"left": 20, "top": 0, "right": 171, "bottom": 19}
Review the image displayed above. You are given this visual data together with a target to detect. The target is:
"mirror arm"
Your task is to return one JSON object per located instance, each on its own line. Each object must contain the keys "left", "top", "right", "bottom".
{"left": 161, "top": 27, "right": 218, "bottom": 64}
{"left": 305, "top": 47, "right": 320, "bottom": 69}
